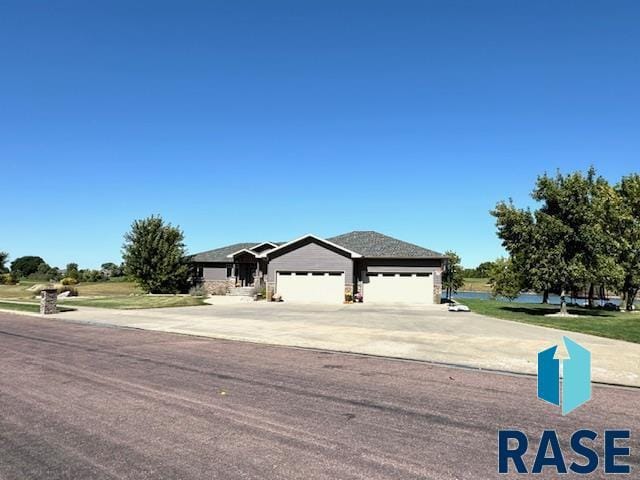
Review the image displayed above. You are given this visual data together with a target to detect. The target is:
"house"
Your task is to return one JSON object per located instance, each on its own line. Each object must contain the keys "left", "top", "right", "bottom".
{"left": 190, "top": 231, "right": 447, "bottom": 304}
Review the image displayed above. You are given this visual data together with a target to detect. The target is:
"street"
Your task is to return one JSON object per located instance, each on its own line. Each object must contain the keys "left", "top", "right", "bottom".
{"left": 0, "top": 312, "right": 638, "bottom": 479}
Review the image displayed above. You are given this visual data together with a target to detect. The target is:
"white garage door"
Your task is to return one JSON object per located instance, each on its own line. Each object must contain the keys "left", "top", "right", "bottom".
{"left": 364, "top": 273, "right": 434, "bottom": 304}
{"left": 276, "top": 272, "right": 345, "bottom": 303}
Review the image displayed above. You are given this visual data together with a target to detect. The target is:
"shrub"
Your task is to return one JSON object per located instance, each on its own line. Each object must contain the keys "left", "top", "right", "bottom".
{"left": 61, "top": 277, "right": 78, "bottom": 285}
{"left": 57, "top": 285, "right": 78, "bottom": 296}
{"left": 189, "top": 285, "right": 206, "bottom": 297}
{"left": 1, "top": 273, "right": 18, "bottom": 285}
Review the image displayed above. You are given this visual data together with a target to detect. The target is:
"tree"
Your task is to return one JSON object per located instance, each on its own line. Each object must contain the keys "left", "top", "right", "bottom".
{"left": 492, "top": 168, "right": 622, "bottom": 314}
{"left": 66, "top": 263, "right": 79, "bottom": 280}
{"left": 122, "top": 215, "right": 190, "bottom": 293}
{"left": 11, "top": 256, "right": 46, "bottom": 278}
{"left": 442, "top": 250, "right": 464, "bottom": 301}
{"left": 475, "top": 261, "right": 495, "bottom": 278}
{"left": 101, "top": 262, "right": 123, "bottom": 277}
{"left": 613, "top": 174, "right": 640, "bottom": 310}
{"left": 0, "top": 251, "right": 8, "bottom": 273}
{"left": 489, "top": 258, "right": 524, "bottom": 301}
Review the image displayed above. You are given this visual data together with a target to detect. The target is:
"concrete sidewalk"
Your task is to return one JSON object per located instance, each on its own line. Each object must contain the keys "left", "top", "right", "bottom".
{"left": 46, "top": 299, "right": 640, "bottom": 387}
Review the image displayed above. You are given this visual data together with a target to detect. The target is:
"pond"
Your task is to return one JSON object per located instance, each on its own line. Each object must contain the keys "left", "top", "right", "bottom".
{"left": 453, "top": 291, "right": 624, "bottom": 306}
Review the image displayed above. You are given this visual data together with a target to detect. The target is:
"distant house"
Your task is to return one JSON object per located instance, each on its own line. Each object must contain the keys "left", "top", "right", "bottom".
{"left": 190, "top": 231, "right": 447, "bottom": 304}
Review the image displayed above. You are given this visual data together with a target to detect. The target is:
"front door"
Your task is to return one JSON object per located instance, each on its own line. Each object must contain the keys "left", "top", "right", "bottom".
{"left": 237, "top": 263, "right": 257, "bottom": 287}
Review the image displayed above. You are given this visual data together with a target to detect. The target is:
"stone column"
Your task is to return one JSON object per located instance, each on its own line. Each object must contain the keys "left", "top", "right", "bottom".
{"left": 40, "top": 288, "right": 58, "bottom": 315}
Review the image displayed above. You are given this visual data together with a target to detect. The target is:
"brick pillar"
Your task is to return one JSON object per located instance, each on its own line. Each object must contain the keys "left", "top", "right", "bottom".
{"left": 40, "top": 288, "right": 58, "bottom": 315}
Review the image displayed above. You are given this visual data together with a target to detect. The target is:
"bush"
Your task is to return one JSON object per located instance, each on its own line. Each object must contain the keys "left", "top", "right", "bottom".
{"left": 61, "top": 277, "right": 78, "bottom": 285}
{"left": 1, "top": 273, "right": 18, "bottom": 285}
{"left": 57, "top": 285, "right": 78, "bottom": 296}
{"left": 189, "top": 285, "right": 207, "bottom": 297}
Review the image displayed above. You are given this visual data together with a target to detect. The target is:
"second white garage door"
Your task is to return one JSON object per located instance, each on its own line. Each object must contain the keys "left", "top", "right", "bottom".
{"left": 364, "top": 273, "right": 434, "bottom": 304}
{"left": 276, "top": 272, "right": 345, "bottom": 303}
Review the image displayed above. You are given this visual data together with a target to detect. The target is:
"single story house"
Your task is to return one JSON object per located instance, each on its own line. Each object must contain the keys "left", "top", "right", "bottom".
{"left": 190, "top": 231, "right": 447, "bottom": 304}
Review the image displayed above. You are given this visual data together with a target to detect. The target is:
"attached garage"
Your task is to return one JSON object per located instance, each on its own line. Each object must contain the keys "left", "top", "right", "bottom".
{"left": 364, "top": 272, "right": 434, "bottom": 304}
{"left": 276, "top": 272, "right": 345, "bottom": 303}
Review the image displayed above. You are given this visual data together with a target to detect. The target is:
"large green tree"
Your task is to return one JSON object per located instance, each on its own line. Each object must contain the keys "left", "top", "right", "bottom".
{"left": 66, "top": 263, "right": 79, "bottom": 280}
{"left": 122, "top": 215, "right": 190, "bottom": 293}
{"left": 492, "top": 168, "right": 622, "bottom": 313}
{"left": 442, "top": 250, "right": 464, "bottom": 301}
{"left": 612, "top": 174, "right": 640, "bottom": 310}
{"left": 488, "top": 257, "right": 524, "bottom": 301}
{"left": 10, "top": 255, "right": 46, "bottom": 278}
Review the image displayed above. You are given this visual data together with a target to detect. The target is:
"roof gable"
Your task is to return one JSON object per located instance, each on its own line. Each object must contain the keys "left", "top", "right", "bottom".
{"left": 190, "top": 242, "right": 258, "bottom": 263}
{"left": 261, "top": 234, "right": 362, "bottom": 259}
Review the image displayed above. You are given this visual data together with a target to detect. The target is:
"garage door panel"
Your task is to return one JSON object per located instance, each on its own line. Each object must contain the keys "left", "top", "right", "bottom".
{"left": 276, "top": 272, "right": 344, "bottom": 303}
{"left": 364, "top": 273, "right": 433, "bottom": 304}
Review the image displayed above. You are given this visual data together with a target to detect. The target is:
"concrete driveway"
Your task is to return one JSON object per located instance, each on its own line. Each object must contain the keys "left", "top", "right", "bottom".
{"left": 46, "top": 298, "right": 640, "bottom": 387}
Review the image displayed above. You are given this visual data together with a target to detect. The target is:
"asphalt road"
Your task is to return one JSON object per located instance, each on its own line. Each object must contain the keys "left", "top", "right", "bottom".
{"left": 0, "top": 313, "right": 638, "bottom": 479}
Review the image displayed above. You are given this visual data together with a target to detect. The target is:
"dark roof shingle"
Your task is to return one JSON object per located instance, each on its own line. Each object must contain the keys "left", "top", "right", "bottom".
{"left": 328, "top": 231, "right": 444, "bottom": 258}
{"left": 189, "top": 243, "right": 258, "bottom": 263}
{"left": 191, "top": 231, "right": 443, "bottom": 262}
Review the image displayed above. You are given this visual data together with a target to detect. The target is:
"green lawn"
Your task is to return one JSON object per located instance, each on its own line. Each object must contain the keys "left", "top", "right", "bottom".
{"left": 61, "top": 295, "right": 207, "bottom": 309}
{"left": 76, "top": 281, "right": 141, "bottom": 297}
{"left": 0, "top": 280, "right": 140, "bottom": 300}
{"left": 461, "top": 278, "right": 491, "bottom": 292}
{"left": 0, "top": 301, "right": 75, "bottom": 313}
{"left": 457, "top": 298, "right": 640, "bottom": 344}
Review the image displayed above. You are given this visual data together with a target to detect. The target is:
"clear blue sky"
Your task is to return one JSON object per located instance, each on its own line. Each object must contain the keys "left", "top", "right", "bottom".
{"left": 2, "top": 1, "right": 639, "bottom": 269}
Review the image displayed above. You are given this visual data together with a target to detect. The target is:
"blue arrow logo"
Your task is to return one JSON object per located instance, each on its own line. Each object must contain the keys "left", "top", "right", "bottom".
{"left": 537, "top": 336, "right": 591, "bottom": 415}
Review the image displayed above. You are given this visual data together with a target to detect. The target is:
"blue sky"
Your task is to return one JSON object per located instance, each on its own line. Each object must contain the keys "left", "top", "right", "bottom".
{"left": 2, "top": 1, "right": 639, "bottom": 268}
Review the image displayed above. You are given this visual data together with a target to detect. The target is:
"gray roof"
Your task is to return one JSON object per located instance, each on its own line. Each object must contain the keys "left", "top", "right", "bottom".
{"left": 189, "top": 243, "right": 259, "bottom": 263}
{"left": 190, "top": 231, "right": 443, "bottom": 262}
{"left": 328, "top": 231, "right": 444, "bottom": 258}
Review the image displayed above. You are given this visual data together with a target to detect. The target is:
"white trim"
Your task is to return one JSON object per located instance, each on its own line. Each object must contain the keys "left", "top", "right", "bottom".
{"left": 226, "top": 248, "right": 260, "bottom": 258}
{"left": 258, "top": 234, "right": 362, "bottom": 258}
{"left": 249, "top": 241, "right": 278, "bottom": 251}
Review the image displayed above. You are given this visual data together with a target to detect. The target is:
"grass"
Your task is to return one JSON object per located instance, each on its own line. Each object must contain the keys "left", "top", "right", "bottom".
{"left": 0, "top": 281, "right": 39, "bottom": 299}
{"left": 457, "top": 297, "right": 640, "bottom": 344}
{"left": 76, "top": 281, "right": 141, "bottom": 296}
{"left": 0, "top": 301, "right": 75, "bottom": 313}
{"left": 61, "top": 295, "right": 207, "bottom": 309}
{"left": 0, "top": 281, "right": 201, "bottom": 310}
{"left": 0, "top": 280, "right": 140, "bottom": 300}
{"left": 461, "top": 277, "right": 491, "bottom": 292}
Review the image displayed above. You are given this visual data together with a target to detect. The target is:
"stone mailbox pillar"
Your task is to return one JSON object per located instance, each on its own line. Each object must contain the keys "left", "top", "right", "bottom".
{"left": 40, "top": 288, "right": 58, "bottom": 315}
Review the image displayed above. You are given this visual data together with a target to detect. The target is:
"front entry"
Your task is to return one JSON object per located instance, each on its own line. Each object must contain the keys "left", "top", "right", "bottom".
{"left": 236, "top": 263, "right": 257, "bottom": 287}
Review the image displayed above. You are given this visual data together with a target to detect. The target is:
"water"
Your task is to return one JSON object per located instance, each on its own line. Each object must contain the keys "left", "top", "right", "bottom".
{"left": 453, "top": 290, "right": 623, "bottom": 306}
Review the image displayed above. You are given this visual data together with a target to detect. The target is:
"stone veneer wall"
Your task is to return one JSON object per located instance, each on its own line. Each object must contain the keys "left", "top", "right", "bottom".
{"left": 433, "top": 270, "right": 443, "bottom": 303}
{"left": 203, "top": 279, "right": 234, "bottom": 295}
{"left": 266, "top": 281, "right": 275, "bottom": 301}
{"left": 40, "top": 289, "right": 58, "bottom": 315}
